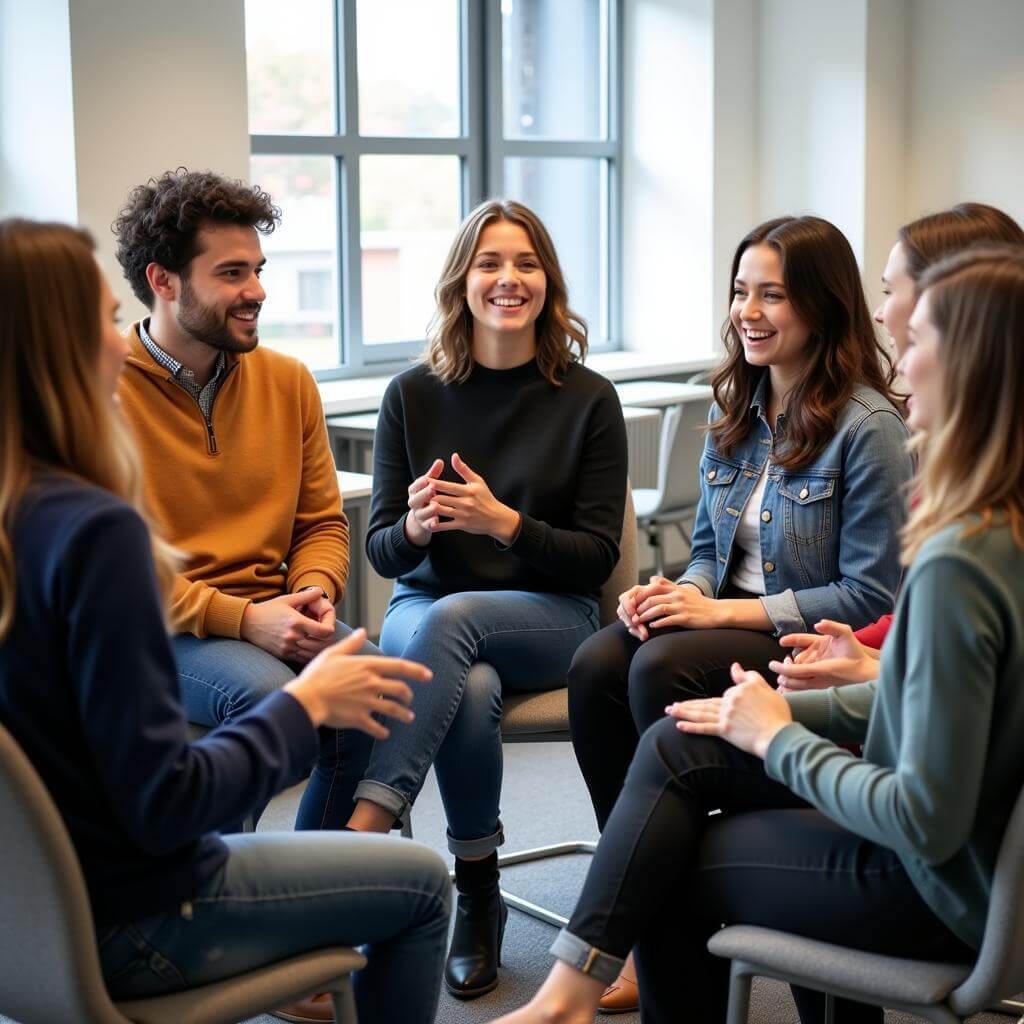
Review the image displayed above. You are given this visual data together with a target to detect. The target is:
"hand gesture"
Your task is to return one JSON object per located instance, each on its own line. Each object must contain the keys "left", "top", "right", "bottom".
{"left": 240, "top": 590, "right": 337, "bottom": 663}
{"left": 666, "top": 662, "right": 793, "bottom": 758}
{"left": 300, "top": 592, "right": 337, "bottom": 634}
{"left": 769, "top": 619, "right": 879, "bottom": 692}
{"left": 285, "top": 629, "right": 432, "bottom": 739}
{"left": 633, "top": 580, "right": 724, "bottom": 632}
{"left": 617, "top": 576, "right": 678, "bottom": 640}
{"left": 429, "top": 452, "right": 521, "bottom": 544}
{"left": 404, "top": 458, "right": 445, "bottom": 547}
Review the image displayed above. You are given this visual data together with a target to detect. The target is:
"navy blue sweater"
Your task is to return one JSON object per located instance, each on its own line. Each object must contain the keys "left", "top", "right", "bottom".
{"left": 0, "top": 475, "right": 318, "bottom": 926}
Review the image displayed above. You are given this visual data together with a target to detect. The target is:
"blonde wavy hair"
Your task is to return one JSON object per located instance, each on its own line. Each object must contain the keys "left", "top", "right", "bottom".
{"left": 424, "top": 199, "right": 587, "bottom": 386}
{"left": 901, "top": 245, "right": 1024, "bottom": 564}
{"left": 0, "top": 219, "right": 177, "bottom": 641}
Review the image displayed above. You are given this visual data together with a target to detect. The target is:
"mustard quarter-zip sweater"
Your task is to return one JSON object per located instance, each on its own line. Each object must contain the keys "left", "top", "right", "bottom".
{"left": 119, "top": 324, "right": 348, "bottom": 638}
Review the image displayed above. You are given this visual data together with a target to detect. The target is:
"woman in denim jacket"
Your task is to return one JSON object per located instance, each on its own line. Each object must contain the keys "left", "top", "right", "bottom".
{"left": 569, "top": 215, "right": 913, "bottom": 1013}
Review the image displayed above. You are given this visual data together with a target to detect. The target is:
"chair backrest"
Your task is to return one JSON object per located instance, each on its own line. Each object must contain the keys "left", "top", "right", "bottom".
{"left": 0, "top": 721, "right": 123, "bottom": 1024}
{"left": 650, "top": 394, "right": 711, "bottom": 516}
{"left": 948, "top": 781, "right": 1024, "bottom": 1014}
{"left": 597, "top": 487, "right": 639, "bottom": 628}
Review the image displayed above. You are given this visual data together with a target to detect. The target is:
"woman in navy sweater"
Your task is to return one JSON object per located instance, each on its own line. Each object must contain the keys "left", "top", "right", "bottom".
{"left": 0, "top": 218, "right": 447, "bottom": 1024}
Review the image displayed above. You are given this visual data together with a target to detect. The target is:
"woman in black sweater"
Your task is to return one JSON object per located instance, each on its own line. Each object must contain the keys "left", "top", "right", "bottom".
{"left": 350, "top": 200, "right": 628, "bottom": 998}
{"left": 0, "top": 218, "right": 448, "bottom": 1024}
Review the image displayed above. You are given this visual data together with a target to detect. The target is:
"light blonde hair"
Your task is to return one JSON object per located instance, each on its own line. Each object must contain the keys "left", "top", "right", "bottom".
{"left": 901, "top": 245, "right": 1024, "bottom": 564}
{"left": 0, "top": 219, "right": 177, "bottom": 641}
{"left": 424, "top": 199, "right": 587, "bottom": 386}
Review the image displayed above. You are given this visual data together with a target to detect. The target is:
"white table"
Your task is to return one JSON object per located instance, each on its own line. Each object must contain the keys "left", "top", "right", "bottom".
{"left": 614, "top": 380, "right": 713, "bottom": 409}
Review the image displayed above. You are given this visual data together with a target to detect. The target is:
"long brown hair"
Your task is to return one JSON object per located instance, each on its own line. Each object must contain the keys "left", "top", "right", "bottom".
{"left": 710, "top": 216, "right": 899, "bottom": 470}
{"left": 424, "top": 199, "right": 587, "bottom": 386}
{"left": 901, "top": 246, "right": 1024, "bottom": 563}
{"left": 0, "top": 219, "right": 177, "bottom": 641}
{"left": 898, "top": 203, "right": 1024, "bottom": 287}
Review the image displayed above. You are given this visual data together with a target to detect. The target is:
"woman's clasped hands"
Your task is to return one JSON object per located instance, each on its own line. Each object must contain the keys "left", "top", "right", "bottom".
{"left": 616, "top": 576, "right": 725, "bottom": 640}
{"left": 404, "top": 453, "right": 521, "bottom": 547}
{"left": 666, "top": 662, "right": 793, "bottom": 759}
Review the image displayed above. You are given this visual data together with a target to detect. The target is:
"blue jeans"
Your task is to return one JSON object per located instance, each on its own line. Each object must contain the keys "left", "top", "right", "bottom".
{"left": 97, "top": 832, "right": 451, "bottom": 1024}
{"left": 173, "top": 622, "right": 379, "bottom": 831}
{"left": 355, "top": 584, "right": 599, "bottom": 856}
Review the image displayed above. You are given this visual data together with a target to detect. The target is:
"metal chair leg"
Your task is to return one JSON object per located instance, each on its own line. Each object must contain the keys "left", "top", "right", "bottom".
{"left": 645, "top": 522, "right": 665, "bottom": 576}
{"left": 330, "top": 976, "right": 358, "bottom": 1023}
{"left": 726, "top": 960, "right": 754, "bottom": 1024}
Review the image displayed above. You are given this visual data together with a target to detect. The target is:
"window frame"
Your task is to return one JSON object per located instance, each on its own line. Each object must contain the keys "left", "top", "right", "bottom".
{"left": 248, "top": 0, "right": 621, "bottom": 381}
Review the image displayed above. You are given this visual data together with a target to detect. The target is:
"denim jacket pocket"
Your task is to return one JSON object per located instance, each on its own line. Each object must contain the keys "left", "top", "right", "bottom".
{"left": 702, "top": 461, "right": 739, "bottom": 525}
{"left": 778, "top": 476, "right": 835, "bottom": 544}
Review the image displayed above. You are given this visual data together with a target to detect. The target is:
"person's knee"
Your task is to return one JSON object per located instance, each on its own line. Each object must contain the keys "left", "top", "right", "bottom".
{"left": 627, "top": 637, "right": 694, "bottom": 730}
{"left": 458, "top": 662, "right": 503, "bottom": 726}
{"left": 631, "top": 716, "right": 723, "bottom": 785}
{"left": 567, "top": 622, "right": 630, "bottom": 703}
{"left": 333, "top": 619, "right": 381, "bottom": 657}
{"left": 176, "top": 638, "right": 296, "bottom": 720}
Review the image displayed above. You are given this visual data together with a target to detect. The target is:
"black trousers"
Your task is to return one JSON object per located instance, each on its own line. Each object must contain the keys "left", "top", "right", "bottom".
{"left": 568, "top": 619, "right": 787, "bottom": 828}
{"left": 564, "top": 719, "right": 973, "bottom": 1024}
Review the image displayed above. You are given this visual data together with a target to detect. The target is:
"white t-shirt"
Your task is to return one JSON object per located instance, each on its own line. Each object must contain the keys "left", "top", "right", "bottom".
{"left": 730, "top": 464, "right": 768, "bottom": 595}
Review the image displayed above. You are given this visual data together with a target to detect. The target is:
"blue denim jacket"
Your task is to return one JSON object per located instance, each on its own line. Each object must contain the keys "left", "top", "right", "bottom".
{"left": 677, "top": 373, "right": 913, "bottom": 636}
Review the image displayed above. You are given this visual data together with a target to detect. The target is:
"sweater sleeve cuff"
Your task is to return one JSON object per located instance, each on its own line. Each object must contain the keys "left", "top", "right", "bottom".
{"left": 389, "top": 515, "right": 430, "bottom": 568}
{"left": 203, "top": 590, "right": 252, "bottom": 639}
{"left": 675, "top": 571, "right": 715, "bottom": 598}
{"left": 259, "top": 690, "right": 320, "bottom": 772}
{"left": 759, "top": 588, "right": 807, "bottom": 637}
{"left": 291, "top": 571, "right": 337, "bottom": 603}
{"left": 507, "top": 512, "right": 545, "bottom": 559}
{"left": 764, "top": 721, "right": 815, "bottom": 783}
{"left": 781, "top": 689, "right": 835, "bottom": 735}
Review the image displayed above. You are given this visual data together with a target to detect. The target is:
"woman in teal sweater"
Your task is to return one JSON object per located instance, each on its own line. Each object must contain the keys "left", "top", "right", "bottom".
{"left": 496, "top": 245, "right": 1024, "bottom": 1024}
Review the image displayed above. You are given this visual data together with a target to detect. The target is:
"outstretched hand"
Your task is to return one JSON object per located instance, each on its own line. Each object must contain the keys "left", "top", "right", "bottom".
{"left": 666, "top": 662, "right": 792, "bottom": 758}
{"left": 770, "top": 619, "right": 879, "bottom": 692}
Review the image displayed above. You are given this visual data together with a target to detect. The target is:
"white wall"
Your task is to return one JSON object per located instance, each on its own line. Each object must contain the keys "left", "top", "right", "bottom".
{"left": 0, "top": 0, "right": 78, "bottom": 221}
{"left": 905, "top": 0, "right": 1024, "bottom": 228}
{"left": 0, "top": 0, "right": 250, "bottom": 316}
{"left": 68, "top": 0, "right": 251, "bottom": 316}
{"left": 756, "top": 0, "right": 869, "bottom": 261}
{"left": 621, "top": 0, "right": 716, "bottom": 361}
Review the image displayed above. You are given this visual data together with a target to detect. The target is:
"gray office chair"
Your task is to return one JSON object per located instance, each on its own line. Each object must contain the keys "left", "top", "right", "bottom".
{"left": 402, "top": 490, "right": 639, "bottom": 928}
{"left": 632, "top": 392, "right": 712, "bottom": 577}
{"left": 0, "top": 720, "right": 365, "bottom": 1024}
{"left": 707, "top": 783, "right": 1024, "bottom": 1024}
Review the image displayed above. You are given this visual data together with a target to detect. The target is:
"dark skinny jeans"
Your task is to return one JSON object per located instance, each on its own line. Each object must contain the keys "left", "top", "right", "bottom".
{"left": 562, "top": 721, "right": 974, "bottom": 1023}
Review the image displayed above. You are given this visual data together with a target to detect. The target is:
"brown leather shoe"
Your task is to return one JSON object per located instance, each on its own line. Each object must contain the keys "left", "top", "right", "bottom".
{"left": 597, "top": 951, "right": 639, "bottom": 1015}
{"left": 271, "top": 991, "right": 336, "bottom": 1023}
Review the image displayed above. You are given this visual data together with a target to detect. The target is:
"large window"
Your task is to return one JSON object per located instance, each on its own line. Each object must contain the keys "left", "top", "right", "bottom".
{"left": 245, "top": 0, "right": 620, "bottom": 378}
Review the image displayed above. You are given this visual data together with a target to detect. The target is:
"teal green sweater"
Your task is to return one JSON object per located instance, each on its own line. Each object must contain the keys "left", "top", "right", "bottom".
{"left": 766, "top": 520, "right": 1024, "bottom": 949}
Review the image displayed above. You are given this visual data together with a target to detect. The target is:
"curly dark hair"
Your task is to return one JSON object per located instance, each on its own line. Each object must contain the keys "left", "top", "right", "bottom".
{"left": 113, "top": 169, "right": 281, "bottom": 307}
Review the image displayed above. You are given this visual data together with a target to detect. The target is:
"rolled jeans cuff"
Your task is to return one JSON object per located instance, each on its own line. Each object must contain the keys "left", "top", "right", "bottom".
{"left": 353, "top": 779, "right": 409, "bottom": 821}
{"left": 549, "top": 928, "right": 623, "bottom": 987}
{"left": 447, "top": 822, "right": 506, "bottom": 858}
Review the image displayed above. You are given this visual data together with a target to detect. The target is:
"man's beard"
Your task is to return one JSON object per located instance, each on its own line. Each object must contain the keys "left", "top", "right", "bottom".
{"left": 177, "top": 278, "right": 260, "bottom": 353}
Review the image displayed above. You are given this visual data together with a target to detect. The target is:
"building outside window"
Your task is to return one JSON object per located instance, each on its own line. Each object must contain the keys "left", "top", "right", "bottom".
{"left": 245, "top": 0, "right": 620, "bottom": 378}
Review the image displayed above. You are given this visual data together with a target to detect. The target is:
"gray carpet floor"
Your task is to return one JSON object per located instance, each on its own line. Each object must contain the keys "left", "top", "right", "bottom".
{"left": 3, "top": 741, "right": 1016, "bottom": 1023}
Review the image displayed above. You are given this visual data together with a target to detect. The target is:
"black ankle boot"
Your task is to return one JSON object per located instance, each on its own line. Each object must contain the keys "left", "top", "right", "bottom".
{"left": 444, "top": 854, "right": 507, "bottom": 999}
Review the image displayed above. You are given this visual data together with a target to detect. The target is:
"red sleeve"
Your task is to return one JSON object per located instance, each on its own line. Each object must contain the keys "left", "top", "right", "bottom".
{"left": 853, "top": 614, "right": 893, "bottom": 650}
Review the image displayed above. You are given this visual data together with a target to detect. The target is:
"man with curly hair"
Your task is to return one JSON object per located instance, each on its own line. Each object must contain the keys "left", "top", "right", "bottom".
{"left": 113, "top": 168, "right": 381, "bottom": 857}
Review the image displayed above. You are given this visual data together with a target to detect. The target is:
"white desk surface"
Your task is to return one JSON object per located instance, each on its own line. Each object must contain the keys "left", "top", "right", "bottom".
{"left": 337, "top": 471, "right": 373, "bottom": 504}
{"left": 621, "top": 404, "right": 662, "bottom": 423}
{"left": 614, "top": 380, "right": 712, "bottom": 408}
{"left": 317, "top": 353, "right": 714, "bottom": 416}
